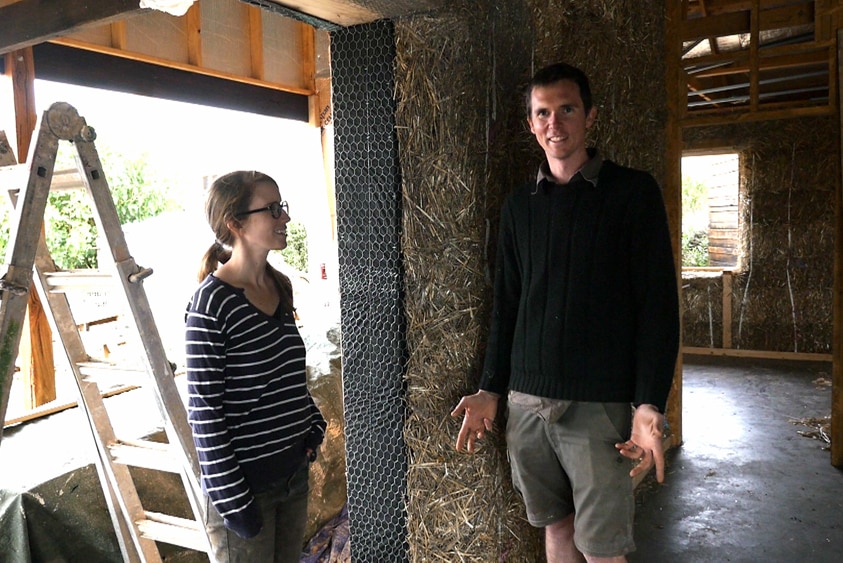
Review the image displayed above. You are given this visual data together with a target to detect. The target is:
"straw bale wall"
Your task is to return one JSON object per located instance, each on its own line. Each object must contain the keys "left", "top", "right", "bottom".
{"left": 394, "top": 1, "right": 666, "bottom": 559}
{"left": 683, "top": 116, "right": 837, "bottom": 353}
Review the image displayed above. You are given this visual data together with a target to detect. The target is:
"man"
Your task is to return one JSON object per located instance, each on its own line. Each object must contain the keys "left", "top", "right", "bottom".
{"left": 451, "top": 62, "right": 680, "bottom": 562}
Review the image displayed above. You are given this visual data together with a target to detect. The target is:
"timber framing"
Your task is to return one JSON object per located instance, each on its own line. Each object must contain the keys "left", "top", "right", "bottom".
{"left": 681, "top": 0, "right": 843, "bottom": 127}
{"left": 0, "top": 0, "right": 148, "bottom": 56}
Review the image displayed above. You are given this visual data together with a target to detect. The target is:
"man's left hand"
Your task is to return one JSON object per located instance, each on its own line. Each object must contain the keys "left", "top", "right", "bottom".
{"left": 615, "top": 404, "right": 666, "bottom": 483}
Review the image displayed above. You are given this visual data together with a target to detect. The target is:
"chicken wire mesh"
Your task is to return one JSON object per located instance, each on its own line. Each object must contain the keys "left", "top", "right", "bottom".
{"left": 331, "top": 21, "right": 409, "bottom": 562}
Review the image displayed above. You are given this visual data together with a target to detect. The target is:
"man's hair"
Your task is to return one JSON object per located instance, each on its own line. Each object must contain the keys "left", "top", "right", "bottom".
{"left": 524, "top": 62, "right": 593, "bottom": 116}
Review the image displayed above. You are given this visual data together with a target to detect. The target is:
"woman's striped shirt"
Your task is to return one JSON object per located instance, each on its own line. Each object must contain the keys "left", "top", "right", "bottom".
{"left": 185, "top": 274, "right": 326, "bottom": 536}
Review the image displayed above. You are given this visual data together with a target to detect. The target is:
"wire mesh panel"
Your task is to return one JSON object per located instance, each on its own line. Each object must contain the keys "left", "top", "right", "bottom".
{"left": 331, "top": 21, "right": 409, "bottom": 562}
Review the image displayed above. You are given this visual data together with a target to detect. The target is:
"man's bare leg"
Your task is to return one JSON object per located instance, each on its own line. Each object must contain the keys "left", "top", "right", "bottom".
{"left": 545, "top": 514, "right": 584, "bottom": 563}
{"left": 545, "top": 514, "right": 628, "bottom": 563}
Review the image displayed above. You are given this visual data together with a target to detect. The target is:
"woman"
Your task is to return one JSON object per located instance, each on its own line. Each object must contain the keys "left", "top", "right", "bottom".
{"left": 185, "top": 170, "right": 326, "bottom": 562}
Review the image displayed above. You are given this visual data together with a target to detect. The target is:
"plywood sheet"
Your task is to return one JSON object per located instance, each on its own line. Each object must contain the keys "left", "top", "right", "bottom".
{"left": 64, "top": 24, "right": 113, "bottom": 48}
{"left": 200, "top": 0, "right": 251, "bottom": 78}
{"left": 263, "top": 13, "right": 305, "bottom": 89}
{"left": 126, "top": 10, "right": 189, "bottom": 64}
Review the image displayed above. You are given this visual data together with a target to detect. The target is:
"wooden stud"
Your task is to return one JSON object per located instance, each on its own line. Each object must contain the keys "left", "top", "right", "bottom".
{"left": 4, "top": 47, "right": 56, "bottom": 412}
{"left": 186, "top": 2, "right": 202, "bottom": 68}
{"left": 110, "top": 20, "right": 127, "bottom": 51}
{"left": 248, "top": 5, "right": 264, "bottom": 81}
{"left": 300, "top": 22, "right": 317, "bottom": 126}
{"left": 722, "top": 270, "right": 733, "bottom": 348}
{"left": 833, "top": 28, "right": 843, "bottom": 468}
{"left": 749, "top": 0, "right": 760, "bottom": 112}
{"left": 666, "top": 0, "right": 685, "bottom": 447}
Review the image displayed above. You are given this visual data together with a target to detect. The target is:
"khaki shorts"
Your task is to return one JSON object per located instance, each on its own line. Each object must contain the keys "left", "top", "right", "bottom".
{"left": 505, "top": 393, "right": 635, "bottom": 558}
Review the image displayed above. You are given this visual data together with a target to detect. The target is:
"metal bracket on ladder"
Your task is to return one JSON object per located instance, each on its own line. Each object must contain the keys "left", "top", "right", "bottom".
{"left": 0, "top": 103, "right": 212, "bottom": 562}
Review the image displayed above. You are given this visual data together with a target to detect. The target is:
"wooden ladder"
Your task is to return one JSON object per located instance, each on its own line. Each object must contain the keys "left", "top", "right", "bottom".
{"left": 0, "top": 102, "right": 211, "bottom": 562}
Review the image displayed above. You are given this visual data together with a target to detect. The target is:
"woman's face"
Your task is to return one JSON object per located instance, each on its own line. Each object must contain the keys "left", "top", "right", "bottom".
{"left": 234, "top": 181, "right": 291, "bottom": 252}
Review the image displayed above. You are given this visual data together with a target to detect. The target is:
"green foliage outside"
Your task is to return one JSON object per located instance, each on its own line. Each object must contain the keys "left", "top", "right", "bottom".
{"left": 681, "top": 174, "right": 710, "bottom": 267}
{"left": 280, "top": 221, "right": 308, "bottom": 273}
{"left": 0, "top": 143, "right": 179, "bottom": 269}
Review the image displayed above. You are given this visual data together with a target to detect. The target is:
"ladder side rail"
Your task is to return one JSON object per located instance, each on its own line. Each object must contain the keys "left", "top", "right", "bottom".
{"left": 71, "top": 134, "right": 209, "bottom": 536}
{"left": 0, "top": 115, "right": 60, "bottom": 446}
{"left": 0, "top": 130, "right": 19, "bottom": 436}
{"left": 29, "top": 198, "right": 157, "bottom": 563}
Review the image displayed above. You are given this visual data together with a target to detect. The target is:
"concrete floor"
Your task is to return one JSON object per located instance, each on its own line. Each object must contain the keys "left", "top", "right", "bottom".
{"left": 631, "top": 356, "right": 842, "bottom": 563}
{"left": 3, "top": 356, "right": 841, "bottom": 561}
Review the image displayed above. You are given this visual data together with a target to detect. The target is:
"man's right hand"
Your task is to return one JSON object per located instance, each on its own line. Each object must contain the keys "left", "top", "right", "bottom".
{"left": 450, "top": 390, "right": 499, "bottom": 453}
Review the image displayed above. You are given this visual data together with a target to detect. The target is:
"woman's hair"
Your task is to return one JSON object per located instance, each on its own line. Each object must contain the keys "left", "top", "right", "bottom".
{"left": 198, "top": 170, "right": 294, "bottom": 313}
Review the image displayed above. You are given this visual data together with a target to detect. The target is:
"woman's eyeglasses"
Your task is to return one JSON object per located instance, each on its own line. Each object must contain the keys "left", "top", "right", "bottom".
{"left": 237, "top": 201, "right": 289, "bottom": 219}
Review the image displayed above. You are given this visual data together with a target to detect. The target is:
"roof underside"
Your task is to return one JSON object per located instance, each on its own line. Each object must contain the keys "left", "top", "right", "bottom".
{"left": 681, "top": 0, "right": 841, "bottom": 120}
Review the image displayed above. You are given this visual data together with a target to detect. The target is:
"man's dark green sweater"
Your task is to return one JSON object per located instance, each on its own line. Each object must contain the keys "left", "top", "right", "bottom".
{"left": 479, "top": 152, "right": 680, "bottom": 413}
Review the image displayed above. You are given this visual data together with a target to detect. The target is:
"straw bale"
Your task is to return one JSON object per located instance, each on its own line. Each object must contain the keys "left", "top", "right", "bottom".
{"left": 396, "top": 1, "right": 667, "bottom": 559}
{"left": 682, "top": 116, "right": 836, "bottom": 354}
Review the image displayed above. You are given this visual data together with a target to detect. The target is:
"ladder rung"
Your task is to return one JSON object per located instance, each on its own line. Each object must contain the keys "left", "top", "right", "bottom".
{"left": 78, "top": 362, "right": 147, "bottom": 387}
{"left": 109, "top": 439, "right": 180, "bottom": 473}
{"left": 78, "top": 362, "right": 145, "bottom": 376}
{"left": 0, "top": 165, "right": 86, "bottom": 193}
{"left": 44, "top": 270, "right": 115, "bottom": 292}
{"left": 137, "top": 511, "right": 208, "bottom": 552}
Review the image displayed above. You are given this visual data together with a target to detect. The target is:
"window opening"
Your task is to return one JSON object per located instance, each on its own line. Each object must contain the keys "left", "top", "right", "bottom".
{"left": 2, "top": 79, "right": 339, "bottom": 419}
{"left": 681, "top": 152, "right": 741, "bottom": 271}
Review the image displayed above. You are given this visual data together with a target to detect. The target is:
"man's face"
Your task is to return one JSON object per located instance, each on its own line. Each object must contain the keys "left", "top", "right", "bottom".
{"left": 527, "top": 79, "right": 597, "bottom": 165}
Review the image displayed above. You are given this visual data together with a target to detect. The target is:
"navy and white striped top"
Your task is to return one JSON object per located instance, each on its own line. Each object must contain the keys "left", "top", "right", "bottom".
{"left": 185, "top": 274, "right": 326, "bottom": 537}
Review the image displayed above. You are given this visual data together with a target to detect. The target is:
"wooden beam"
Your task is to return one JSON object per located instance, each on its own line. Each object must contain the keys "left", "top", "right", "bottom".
{"left": 3, "top": 47, "right": 56, "bottom": 411}
{"left": 833, "top": 28, "right": 843, "bottom": 467}
{"left": 301, "top": 22, "right": 318, "bottom": 126}
{"left": 750, "top": 0, "right": 760, "bottom": 112}
{"left": 0, "top": 0, "right": 147, "bottom": 56}
{"left": 4, "top": 49, "right": 35, "bottom": 161}
{"left": 688, "top": 48, "right": 830, "bottom": 79}
{"left": 666, "top": 0, "right": 685, "bottom": 447}
{"left": 684, "top": 346, "right": 833, "bottom": 362}
{"left": 688, "top": 0, "right": 815, "bottom": 16}
{"left": 49, "top": 37, "right": 313, "bottom": 97}
{"left": 241, "top": 0, "right": 380, "bottom": 28}
{"left": 722, "top": 270, "right": 733, "bottom": 348}
{"left": 681, "top": 3, "right": 814, "bottom": 42}
{"left": 682, "top": 103, "right": 834, "bottom": 127}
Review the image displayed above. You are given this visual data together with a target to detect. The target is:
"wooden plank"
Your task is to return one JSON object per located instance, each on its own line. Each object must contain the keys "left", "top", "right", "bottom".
{"left": 682, "top": 103, "right": 835, "bottom": 127}
{"left": 35, "top": 41, "right": 310, "bottom": 121}
{"left": 684, "top": 346, "right": 833, "bottom": 362}
{"left": 666, "top": 0, "right": 685, "bottom": 447}
{"left": 833, "top": 28, "right": 843, "bottom": 467}
{"left": 0, "top": 0, "right": 147, "bottom": 56}
{"left": 3, "top": 384, "right": 137, "bottom": 427}
{"left": 241, "top": 0, "right": 381, "bottom": 27}
{"left": 722, "top": 271, "right": 733, "bottom": 348}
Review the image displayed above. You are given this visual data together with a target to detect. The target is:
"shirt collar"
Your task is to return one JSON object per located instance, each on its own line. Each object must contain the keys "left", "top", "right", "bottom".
{"left": 535, "top": 148, "right": 603, "bottom": 191}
